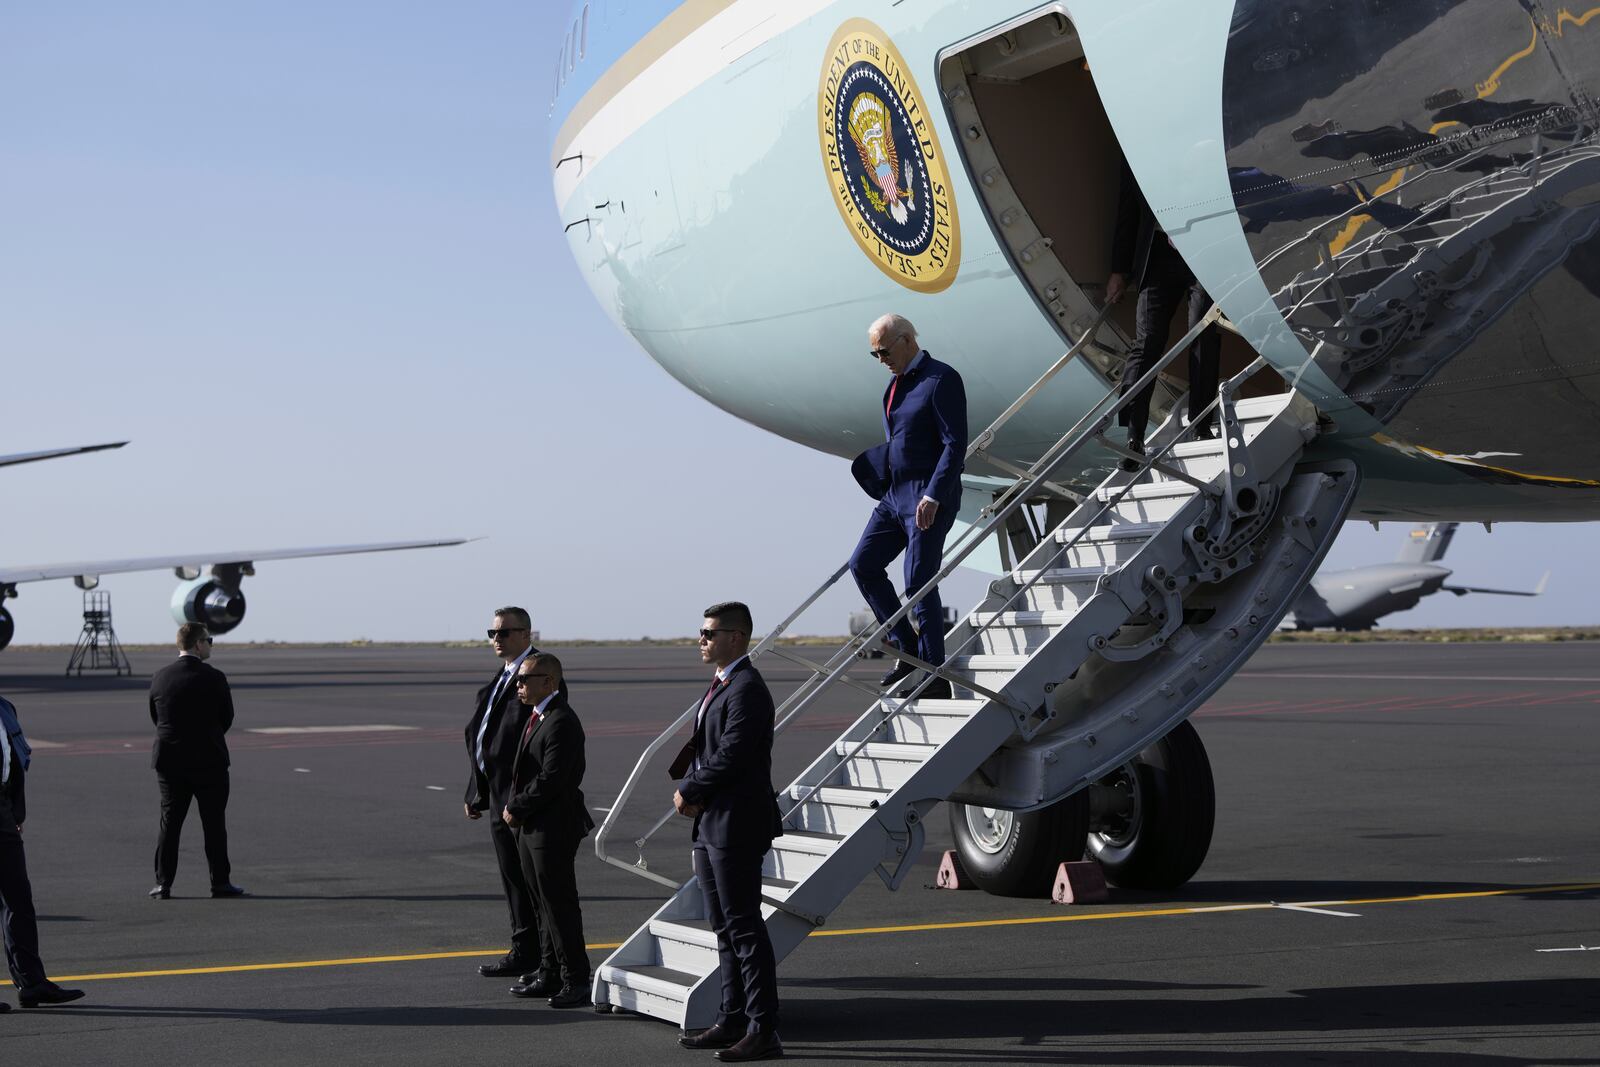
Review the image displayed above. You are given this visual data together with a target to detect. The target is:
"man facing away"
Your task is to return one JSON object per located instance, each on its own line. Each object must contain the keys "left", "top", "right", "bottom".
{"left": 849, "top": 313, "right": 968, "bottom": 700}
{"left": 1, "top": 695, "right": 85, "bottom": 1010}
{"left": 149, "top": 623, "right": 245, "bottom": 899}
{"left": 673, "top": 601, "right": 784, "bottom": 1063}
{"left": 1106, "top": 158, "right": 1221, "bottom": 471}
{"left": 501, "top": 653, "right": 594, "bottom": 1008}
{"left": 464, "top": 606, "right": 551, "bottom": 981}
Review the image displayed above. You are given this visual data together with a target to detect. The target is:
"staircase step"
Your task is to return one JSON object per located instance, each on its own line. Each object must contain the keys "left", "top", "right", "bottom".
{"left": 762, "top": 875, "right": 798, "bottom": 900}
{"left": 648, "top": 919, "right": 719, "bottom": 975}
{"left": 598, "top": 962, "right": 698, "bottom": 1020}
{"left": 1053, "top": 521, "right": 1165, "bottom": 544}
{"left": 784, "top": 784, "right": 891, "bottom": 834}
{"left": 768, "top": 828, "right": 849, "bottom": 879}
{"left": 787, "top": 783, "right": 890, "bottom": 807}
{"left": 829, "top": 740, "right": 940, "bottom": 790}
{"left": 968, "top": 610, "right": 1079, "bottom": 656}
{"left": 873, "top": 699, "right": 983, "bottom": 744}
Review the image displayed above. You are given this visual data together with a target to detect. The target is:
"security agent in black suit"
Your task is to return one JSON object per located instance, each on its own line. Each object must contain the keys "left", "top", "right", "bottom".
{"left": 464, "top": 605, "right": 557, "bottom": 980}
{"left": 149, "top": 623, "right": 245, "bottom": 899}
{"left": 0, "top": 696, "right": 84, "bottom": 1010}
{"left": 673, "top": 601, "right": 784, "bottom": 1063}
{"left": 501, "top": 653, "right": 594, "bottom": 1008}
{"left": 1107, "top": 158, "right": 1221, "bottom": 469}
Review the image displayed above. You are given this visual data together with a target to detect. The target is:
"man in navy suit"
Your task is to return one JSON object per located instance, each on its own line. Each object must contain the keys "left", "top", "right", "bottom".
{"left": 849, "top": 313, "right": 968, "bottom": 699}
{"left": 1, "top": 696, "right": 85, "bottom": 1009}
{"left": 673, "top": 601, "right": 784, "bottom": 1063}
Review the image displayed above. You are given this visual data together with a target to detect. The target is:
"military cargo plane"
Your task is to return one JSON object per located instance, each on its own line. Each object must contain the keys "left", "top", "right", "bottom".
{"left": 1287, "top": 522, "right": 1548, "bottom": 630}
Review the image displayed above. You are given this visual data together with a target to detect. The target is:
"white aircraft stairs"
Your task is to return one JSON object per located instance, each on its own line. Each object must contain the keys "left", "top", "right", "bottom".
{"left": 590, "top": 308, "right": 1363, "bottom": 1029}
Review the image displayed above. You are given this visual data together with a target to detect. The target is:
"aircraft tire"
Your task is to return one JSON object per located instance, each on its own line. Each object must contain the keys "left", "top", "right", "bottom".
{"left": 0, "top": 606, "right": 13, "bottom": 652}
{"left": 946, "top": 791, "right": 1089, "bottom": 898}
{"left": 1087, "top": 720, "right": 1215, "bottom": 890}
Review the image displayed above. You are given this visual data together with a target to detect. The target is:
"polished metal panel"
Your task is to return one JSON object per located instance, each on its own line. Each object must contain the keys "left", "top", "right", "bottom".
{"left": 1222, "top": 0, "right": 1600, "bottom": 496}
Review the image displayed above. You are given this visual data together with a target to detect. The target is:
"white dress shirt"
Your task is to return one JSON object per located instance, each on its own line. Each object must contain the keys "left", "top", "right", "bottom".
{"left": 476, "top": 646, "right": 533, "bottom": 773}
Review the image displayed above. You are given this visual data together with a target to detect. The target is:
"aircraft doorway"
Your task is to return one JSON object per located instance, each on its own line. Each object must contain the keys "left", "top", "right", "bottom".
{"left": 938, "top": 10, "right": 1274, "bottom": 405}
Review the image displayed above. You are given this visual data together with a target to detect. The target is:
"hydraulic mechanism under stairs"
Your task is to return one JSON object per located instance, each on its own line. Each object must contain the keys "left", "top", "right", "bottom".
{"left": 591, "top": 315, "right": 1363, "bottom": 1028}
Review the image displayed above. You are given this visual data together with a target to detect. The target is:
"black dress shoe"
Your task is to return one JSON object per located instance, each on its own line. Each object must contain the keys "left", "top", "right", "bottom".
{"left": 509, "top": 974, "right": 560, "bottom": 998}
{"left": 0, "top": 1001, "right": 11, "bottom": 1013}
{"left": 918, "top": 677, "right": 953, "bottom": 701}
{"left": 478, "top": 953, "right": 533, "bottom": 978}
{"left": 210, "top": 884, "right": 247, "bottom": 898}
{"left": 680, "top": 1021, "right": 746, "bottom": 1049}
{"left": 149, "top": 885, "right": 170, "bottom": 900}
{"left": 716, "top": 1029, "right": 783, "bottom": 1062}
{"left": 18, "top": 982, "right": 85, "bottom": 1008}
{"left": 547, "top": 984, "right": 589, "bottom": 1009}
{"left": 878, "top": 658, "right": 916, "bottom": 691}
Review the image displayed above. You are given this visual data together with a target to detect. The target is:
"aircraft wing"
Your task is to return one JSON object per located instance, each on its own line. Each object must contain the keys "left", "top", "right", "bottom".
{"left": 0, "top": 441, "right": 128, "bottom": 469}
{"left": 1442, "top": 571, "right": 1550, "bottom": 598}
{"left": 0, "top": 538, "right": 471, "bottom": 585}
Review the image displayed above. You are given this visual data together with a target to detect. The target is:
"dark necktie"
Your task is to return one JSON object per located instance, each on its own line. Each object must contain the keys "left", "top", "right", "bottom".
{"left": 885, "top": 375, "right": 900, "bottom": 421}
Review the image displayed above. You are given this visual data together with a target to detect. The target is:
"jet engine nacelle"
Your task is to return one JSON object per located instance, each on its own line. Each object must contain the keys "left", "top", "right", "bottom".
{"left": 171, "top": 578, "right": 247, "bottom": 635}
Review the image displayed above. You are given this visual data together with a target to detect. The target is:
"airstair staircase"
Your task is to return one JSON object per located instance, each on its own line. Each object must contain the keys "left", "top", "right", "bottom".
{"left": 591, "top": 310, "right": 1363, "bottom": 1028}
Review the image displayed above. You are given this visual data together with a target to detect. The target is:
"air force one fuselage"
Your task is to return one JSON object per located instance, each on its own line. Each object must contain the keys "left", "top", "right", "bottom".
{"left": 550, "top": 0, "right": 1600, "bottom": 521}
{"left": 554, "top": 2, "right": 1600, "bottom": 1020}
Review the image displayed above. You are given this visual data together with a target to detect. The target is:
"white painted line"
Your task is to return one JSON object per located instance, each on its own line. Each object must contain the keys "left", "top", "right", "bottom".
{"left": 592, "top": 806, "right": 613, "bottom": 813}
{"left": 294, "top": 768, "right": 311, "bottom": 774}
{"left": 425, "top": 786, "right": 445, "bottom": 792}
{"left": 1537, "top": 945, "right": 1599, "bottom": 953}
{"left": 1272, "top": 902, "right": 1362, "bottom": 918}
{"left": 248, "top": 725, "right": 418, "bottom": 735}
{"left": 22, "top": 739, "right": 64, "bottom": 748}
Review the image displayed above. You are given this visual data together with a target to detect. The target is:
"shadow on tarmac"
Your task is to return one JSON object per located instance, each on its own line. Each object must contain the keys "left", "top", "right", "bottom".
{"left": 785, "top": 978, "right": 1600, "bottom": 1065}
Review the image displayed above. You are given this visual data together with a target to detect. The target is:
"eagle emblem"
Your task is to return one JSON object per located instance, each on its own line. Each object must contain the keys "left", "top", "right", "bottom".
{"left": 848, "top": 92, "right": 917, "bottom": 224}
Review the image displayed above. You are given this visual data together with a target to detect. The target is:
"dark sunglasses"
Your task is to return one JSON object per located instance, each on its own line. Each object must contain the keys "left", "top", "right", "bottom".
{"left": 869, "top": 346, "right": 894, "bottom": 359}
{"left": 486, "top": 627, "right": 529, "bottom": 639}
{"left": 514, "top": 673, "right": 553, "bottom": 686}
{"left": 698, "top": 628, "right": 740, "bottom": 640}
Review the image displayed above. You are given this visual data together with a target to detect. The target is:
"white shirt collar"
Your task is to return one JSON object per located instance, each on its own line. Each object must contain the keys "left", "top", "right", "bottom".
{"left": 533, "top": 690, "right": 559, "bottom": 716}
{"left": 715, "top": 654, "right": 749, "bottom": 682}
{"left": 501, "top": 646, "right": 533, "bottom": 676}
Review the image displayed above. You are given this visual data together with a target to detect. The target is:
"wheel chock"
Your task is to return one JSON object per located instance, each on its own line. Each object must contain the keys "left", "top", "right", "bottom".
{"left": 935, "top": 850, "right": 977, "bottom": 889}
{"left": 1051, "top": 860, "right": 1108, "bottom": 904}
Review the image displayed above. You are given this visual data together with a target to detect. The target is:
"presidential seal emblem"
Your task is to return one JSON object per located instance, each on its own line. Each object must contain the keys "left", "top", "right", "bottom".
{"left": 819, "top": 20, "right": 960, "bottom": 293}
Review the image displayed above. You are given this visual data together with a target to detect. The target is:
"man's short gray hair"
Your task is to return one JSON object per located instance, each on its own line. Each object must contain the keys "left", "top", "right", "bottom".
{"left": 870, "top": 313, "right": 917, "bottom": 345}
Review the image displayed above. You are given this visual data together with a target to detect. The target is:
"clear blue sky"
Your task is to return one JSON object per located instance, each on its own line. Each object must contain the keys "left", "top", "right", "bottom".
{"left": 0, "top": 4, "right": 1590, "bottom": 645}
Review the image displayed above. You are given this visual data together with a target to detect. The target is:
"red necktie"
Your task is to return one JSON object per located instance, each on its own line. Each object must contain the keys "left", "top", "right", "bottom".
{"left": 885, "top": 375, "right": 900, "bottom": 421}
{"left": 697, "top": 675, "right": 725, "bottom": 727}
{"left": 522, "top": 707, "right": 541, "bottom": 742}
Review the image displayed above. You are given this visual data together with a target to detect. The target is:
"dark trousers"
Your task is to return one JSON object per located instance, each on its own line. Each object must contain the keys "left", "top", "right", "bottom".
{"left": 488, "top": 816, "right": 544, "bottom": 964}
{"left": 849, "top": 492, "right": 958, "bottom": 667}
{"left": 515, "top": 833, "right": 588, "bottom": 986}
{"left": 693, "top": 843, "right": 778, "bottom": 1034}
{"left": 0, "top": 795, "right": 45, "bottom": 988}
{"left": 1119, "top": 260, "right": 1221, "bottom": 450}
{"left": 154, "top": 771, "right": 231, "bottom": 889}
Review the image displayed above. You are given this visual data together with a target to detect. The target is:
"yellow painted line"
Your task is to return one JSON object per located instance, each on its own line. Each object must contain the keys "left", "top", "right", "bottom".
{"left": 813, "top": 881, "right": 1600, "bottom": 937}
{"left": 9, "top": 881, "right": 1596, "bottom": 987}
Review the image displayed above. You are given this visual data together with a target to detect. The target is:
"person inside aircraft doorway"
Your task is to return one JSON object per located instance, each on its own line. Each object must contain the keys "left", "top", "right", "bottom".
{"left": 1106, "top": 159, "right": 1221, "bottom": 471}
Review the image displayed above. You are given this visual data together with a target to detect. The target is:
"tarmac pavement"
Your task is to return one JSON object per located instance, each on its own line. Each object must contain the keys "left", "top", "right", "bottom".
{"left": 0, "top": 641, "right": 1595, "bottom": 1065}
